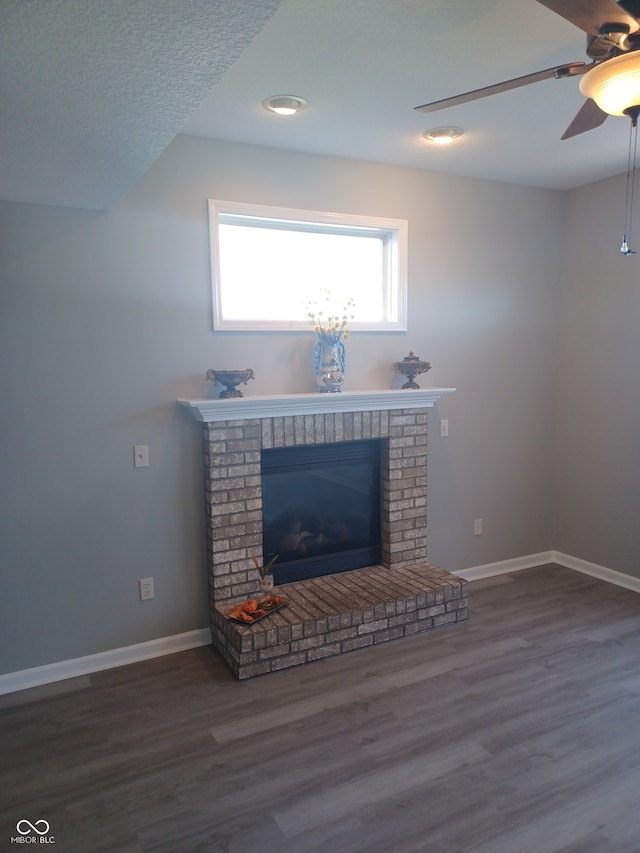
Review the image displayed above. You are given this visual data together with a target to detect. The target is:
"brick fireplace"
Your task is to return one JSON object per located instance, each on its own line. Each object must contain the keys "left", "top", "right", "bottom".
{"left": 179, "top": 388, "right": 466, "bottom": 678}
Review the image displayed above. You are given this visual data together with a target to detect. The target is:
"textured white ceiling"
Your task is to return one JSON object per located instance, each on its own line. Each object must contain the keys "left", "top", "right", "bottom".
{"left": 0, "top": 0, "right": 284, "bottom": 210}
{"left": 1, "top": 0, "right": 636, "bottom": 210}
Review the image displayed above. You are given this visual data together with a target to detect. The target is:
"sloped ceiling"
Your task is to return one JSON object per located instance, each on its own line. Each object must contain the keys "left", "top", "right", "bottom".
{"left": 1, "top": 0, "right": 636, "bottom": 210}
{"left": 0, "top": 0, "right": 284, "bottom": 210}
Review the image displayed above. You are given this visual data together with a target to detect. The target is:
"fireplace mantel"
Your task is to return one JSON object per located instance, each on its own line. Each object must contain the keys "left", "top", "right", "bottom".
{"left": 178, "top": 388, "right": 455, "bottom": 423}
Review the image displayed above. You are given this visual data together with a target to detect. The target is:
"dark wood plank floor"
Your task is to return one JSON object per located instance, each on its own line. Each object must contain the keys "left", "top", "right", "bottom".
{"left": 2, "top": 565, "right": 640, "bottom": 853}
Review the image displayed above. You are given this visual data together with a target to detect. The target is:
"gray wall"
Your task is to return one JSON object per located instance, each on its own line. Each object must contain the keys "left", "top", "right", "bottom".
{"left": 554, "top": 172, "right": 640, "bottom": 574}
{"left": 0, "top": 135, "right": 563, "bottom": 675}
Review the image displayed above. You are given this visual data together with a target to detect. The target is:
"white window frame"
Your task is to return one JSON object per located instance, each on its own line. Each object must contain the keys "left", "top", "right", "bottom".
{"left": 208, "top": 199, "right": 408, "bottom": 332}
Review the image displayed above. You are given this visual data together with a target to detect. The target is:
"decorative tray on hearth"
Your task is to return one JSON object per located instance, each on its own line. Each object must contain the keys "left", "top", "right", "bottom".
{"left": 226, "top": 594, "right": 289, "bottom": 624}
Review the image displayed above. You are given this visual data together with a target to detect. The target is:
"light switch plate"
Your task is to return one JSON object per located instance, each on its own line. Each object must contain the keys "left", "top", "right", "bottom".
{"left": 134, "top": 445, "right": 149, "bottom": 468}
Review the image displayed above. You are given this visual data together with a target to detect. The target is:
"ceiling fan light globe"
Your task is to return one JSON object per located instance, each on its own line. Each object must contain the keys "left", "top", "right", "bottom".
{"left": 579, "top": 53, "right": 640, "bottom": 116}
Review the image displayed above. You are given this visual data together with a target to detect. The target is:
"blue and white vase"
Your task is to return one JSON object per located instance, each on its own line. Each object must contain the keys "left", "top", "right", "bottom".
{"left": 314, "top": 333, "right": 345, "bottom": 393}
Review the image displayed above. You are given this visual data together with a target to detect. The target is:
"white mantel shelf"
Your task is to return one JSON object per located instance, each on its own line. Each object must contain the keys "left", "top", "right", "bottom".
{"left": 178, "top": 388, "right": 455, "bottom": 423}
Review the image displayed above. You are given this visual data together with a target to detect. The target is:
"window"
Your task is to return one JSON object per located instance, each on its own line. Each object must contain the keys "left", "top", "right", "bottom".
{"left": 208, "top": 199, "right": 407, "bottom": 332}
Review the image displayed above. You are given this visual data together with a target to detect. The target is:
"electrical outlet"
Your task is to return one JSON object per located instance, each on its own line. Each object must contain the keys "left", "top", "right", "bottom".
{"left": 134, "top": 445, "right": 149, "bottom": 468}
{"left": 440, "top": 419, "right": 449, "bottom": 437}
{"left": 474, "top": 518, "right": 483, "bottom": 536}
{"left": 139, "top": 577, "right": 154, "bottom": 600}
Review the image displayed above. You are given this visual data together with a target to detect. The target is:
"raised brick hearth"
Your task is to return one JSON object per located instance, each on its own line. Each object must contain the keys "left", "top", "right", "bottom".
{"left": 179, "top": 389, "right": 461, "bottom": 678}
{"left": 212, "top": 563, "right": 467, "bottom": 679}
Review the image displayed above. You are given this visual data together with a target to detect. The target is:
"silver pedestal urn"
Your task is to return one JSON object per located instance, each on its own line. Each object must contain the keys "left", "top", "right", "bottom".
{"left": 206, "top": 368, "right": 255, "bottom": 398}
{"left": 392, "top": 352, "right": 431, "bottom": 389}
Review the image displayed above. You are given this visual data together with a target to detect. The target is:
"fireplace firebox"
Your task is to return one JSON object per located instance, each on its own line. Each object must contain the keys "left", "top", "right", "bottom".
{"left": 261, "top": 439, "right": 382, "bottom": 583}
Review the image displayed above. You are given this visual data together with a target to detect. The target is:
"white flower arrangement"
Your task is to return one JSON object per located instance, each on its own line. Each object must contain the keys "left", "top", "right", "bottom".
{"left": 306, "top": 289, "right": 355, "bottom": 342}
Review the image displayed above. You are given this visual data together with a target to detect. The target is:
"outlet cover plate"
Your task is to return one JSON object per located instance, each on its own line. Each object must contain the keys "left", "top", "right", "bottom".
{"left": 139, "top": 577, "right": 154, "bottom": 600}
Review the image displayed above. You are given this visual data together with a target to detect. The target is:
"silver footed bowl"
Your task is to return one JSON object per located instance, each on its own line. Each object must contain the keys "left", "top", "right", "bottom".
{"left": 206, "top": 368, "right": 255, "bottom": 398}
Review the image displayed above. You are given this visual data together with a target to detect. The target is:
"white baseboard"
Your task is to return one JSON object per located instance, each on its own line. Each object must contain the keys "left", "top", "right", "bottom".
{"left": 551, "top": 551, "right": 640, "bottom": 594}
{"left": 3, "top": 552, "right": 640, "bottom": 696}
{"left": 0, "top": 627, "right": 211, "bottom": 696}
{"left": 454, "top": 551, "right": 555, "bottom": 582}
{"left": 455, "top": 550, "right": 640, "bottom": 594}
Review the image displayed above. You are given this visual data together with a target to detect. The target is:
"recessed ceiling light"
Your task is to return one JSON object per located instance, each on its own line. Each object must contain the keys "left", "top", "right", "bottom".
{"left": 262, "top": 95, "right": 308, "bottom": 116}
{"left": 423, "top": 126, "right": 464, "bottom": 146}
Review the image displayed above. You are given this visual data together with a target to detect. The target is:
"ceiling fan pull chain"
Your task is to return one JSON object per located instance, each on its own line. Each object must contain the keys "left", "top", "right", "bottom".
{"left": 629, "top": 116, "right": 638, "bottom": 249}
{"left": 621, "top": 113, "right": 639, "bottom": 255}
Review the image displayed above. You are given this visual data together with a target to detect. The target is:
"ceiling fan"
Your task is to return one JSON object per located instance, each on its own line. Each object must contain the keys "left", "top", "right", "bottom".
{"left": 415, "top": 0, "right": 640, "bottom": 139}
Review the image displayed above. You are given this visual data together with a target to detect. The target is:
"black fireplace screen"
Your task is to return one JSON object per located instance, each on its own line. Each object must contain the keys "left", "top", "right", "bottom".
{"left": 261, "top": 439, "right": 382, "bottom": 583}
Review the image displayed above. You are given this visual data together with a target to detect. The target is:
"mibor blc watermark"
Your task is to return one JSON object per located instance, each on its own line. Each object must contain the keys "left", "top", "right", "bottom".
{"left": 10, "top": 820, "right": 55, "bottom": 844}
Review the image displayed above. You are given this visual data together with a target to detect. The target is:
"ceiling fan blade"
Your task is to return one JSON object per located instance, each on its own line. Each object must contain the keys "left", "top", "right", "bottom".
{"left": 561, "top": 98, "right": 609, "bottom": 138}
{"left": 414, "top": 62, "right": 587, "bottom": 113}
{"left": 618, "top": 0, "right": 640, "bottom": 19}
{"left": 534, "top": 0, "right": 639, "bottom": 35}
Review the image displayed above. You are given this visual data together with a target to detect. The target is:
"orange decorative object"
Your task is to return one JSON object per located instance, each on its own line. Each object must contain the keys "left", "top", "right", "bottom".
{"left": 226, "top": 595, "right": 289, "bottom": 624}
{"left": 235, "top": 611, "right": 253, "bottom": 623}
